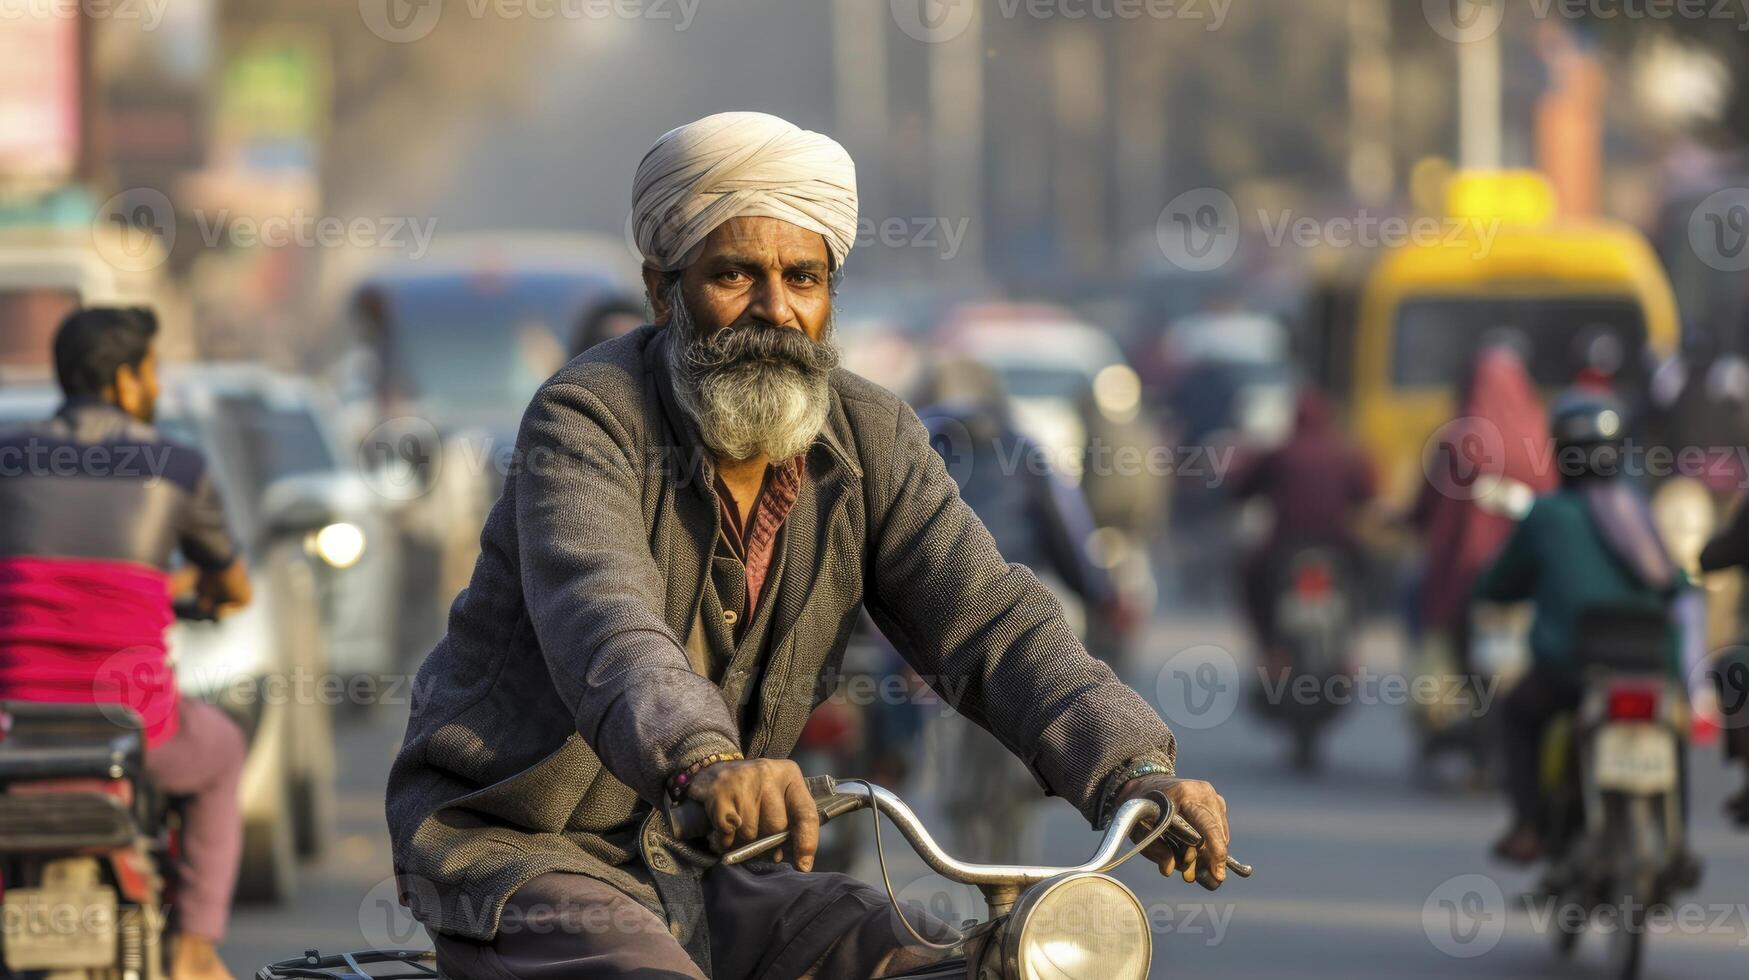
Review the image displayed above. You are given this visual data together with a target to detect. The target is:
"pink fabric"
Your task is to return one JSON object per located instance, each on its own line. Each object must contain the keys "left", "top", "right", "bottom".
{"left": 1414, "top": 348, "right": 1556, "bottom": 630}
{"left": 145, "top": 696, "right": 245, "bottom": 940}
{"left": 0, "top": 556, "right": 179, "bottom": 746}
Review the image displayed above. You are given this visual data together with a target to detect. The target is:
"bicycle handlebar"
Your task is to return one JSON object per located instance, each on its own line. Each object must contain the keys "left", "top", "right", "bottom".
{"left": 668, "top": 778, "right": 1252, "bottom": 885}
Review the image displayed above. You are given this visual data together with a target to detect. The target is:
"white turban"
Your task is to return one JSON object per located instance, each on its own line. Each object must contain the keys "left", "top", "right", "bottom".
{"left": 631, "top": 111, "right": 859, "bottom": 273}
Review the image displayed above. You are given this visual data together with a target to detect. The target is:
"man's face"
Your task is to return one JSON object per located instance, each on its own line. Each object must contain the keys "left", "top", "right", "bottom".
{"left": 114, "top": 345, "right": 160, "bottom": 423}
{"left": 650, "top": 216, "right": 841, "bottom": 463}
{"left": 647, "top": 216, "right": 833, "bottom": 341}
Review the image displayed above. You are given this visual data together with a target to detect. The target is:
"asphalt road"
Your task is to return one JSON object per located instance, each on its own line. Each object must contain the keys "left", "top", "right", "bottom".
{"left": 223, "top": 612, "right": 1749, "bottom": 979}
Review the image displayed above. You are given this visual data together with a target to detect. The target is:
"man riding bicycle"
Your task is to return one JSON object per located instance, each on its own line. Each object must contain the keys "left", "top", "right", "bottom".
{"left": 0, "top": 307, "right": 253, "bottom": 980}
{"left": 385, "top": 111, "right": 1232, "bottom": 978}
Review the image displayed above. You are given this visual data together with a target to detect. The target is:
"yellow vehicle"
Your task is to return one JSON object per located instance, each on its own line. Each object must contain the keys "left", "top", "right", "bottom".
{"left": 1352, "top": 171, "right": 1680, "bottom": 501}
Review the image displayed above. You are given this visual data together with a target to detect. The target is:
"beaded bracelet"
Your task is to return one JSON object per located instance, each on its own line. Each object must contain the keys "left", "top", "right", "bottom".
{"left": 1094, "top": 758, "right": 1174, "bottom": 828}
{"left": 667, "top": 751, "right": 744, "bottom": 801}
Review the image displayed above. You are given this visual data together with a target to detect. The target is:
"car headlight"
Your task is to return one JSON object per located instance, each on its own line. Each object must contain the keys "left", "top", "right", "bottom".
{"left": 308, "top": 522, "right": 367, "bottom": 569}
{"left": 1001, "top": 872, "right": 1150, "bottom": 980}
{"left": 1093, "top": 364, "right": 1142, "bottom": 424}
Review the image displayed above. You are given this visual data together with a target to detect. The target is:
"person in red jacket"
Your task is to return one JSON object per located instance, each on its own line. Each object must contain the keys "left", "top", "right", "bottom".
{"left": 1230, "top": 387, "right": 1375, "bottom": 654}
{"left": 1413, "top": 348, "right": 1556, "bottom": 667}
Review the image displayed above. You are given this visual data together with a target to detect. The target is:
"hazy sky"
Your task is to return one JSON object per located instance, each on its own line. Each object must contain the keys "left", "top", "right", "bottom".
{"left": 438, "top": 2, "right": 838, "bottom": 237}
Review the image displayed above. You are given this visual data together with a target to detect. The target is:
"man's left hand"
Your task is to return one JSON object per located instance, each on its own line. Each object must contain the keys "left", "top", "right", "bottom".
{"left": 1115, "top": 775, "right": 1230, "bottom": 890}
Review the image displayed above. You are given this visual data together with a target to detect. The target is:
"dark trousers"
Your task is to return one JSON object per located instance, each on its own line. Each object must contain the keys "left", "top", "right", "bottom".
{"left": 1500, "top": 661, "right": 1582, "bottom": 831}
{"left": 431, "top": 862, "right": 954, "bottom": 979}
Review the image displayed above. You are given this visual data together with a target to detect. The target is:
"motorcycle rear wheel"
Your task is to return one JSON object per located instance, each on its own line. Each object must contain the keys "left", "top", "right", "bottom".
{"left": 1606, "top": 885, "right": 1649, "bottom": 980}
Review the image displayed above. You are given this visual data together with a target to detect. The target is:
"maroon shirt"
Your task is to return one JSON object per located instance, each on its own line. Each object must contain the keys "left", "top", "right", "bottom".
{"left": 713, "top": 457, "right": 804, "bottom": 638}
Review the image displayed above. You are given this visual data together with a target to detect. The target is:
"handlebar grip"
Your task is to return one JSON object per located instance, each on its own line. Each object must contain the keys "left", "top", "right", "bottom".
{"left": 1160, "top": 808, "right": 1252, "bottom": 878}
{"left": 667, "top": 787, "right": 864, "bottom": 866}
{"left": 172, "top": 598, "right": 218, "bottom": 622}
{"left": 667, "top": 799, "right": 711, "bottom": 840}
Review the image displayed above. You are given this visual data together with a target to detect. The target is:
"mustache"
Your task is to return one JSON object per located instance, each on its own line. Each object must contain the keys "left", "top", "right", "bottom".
{"left": 680, "top": 321, "right": 838, "bottom": 377}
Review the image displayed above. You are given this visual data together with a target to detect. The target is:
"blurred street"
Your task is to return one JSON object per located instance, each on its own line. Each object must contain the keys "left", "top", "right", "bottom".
{"left": 8, "top": 3, "right": 1749, "bottom": 978}
{"left": 221, "top": 605, "right": 1749, "bottom": 978}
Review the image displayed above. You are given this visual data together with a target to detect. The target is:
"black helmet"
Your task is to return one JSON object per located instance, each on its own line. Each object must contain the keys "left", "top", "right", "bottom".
{"left": 1550, "top": 389, "right": 1625, "bottom": 480}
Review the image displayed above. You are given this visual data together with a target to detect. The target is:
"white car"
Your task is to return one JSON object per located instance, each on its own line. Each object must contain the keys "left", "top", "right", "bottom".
{"left": 162, "top": 365, "right": 401, "bottom": 681}
{"left": 0, "top": 369, "right": 382, "bottom": 903}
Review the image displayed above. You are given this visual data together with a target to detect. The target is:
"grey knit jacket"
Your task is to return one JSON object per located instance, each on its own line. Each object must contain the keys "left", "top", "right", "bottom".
{"left": 384, "top": 324, "right": 1178, "bottom": 940}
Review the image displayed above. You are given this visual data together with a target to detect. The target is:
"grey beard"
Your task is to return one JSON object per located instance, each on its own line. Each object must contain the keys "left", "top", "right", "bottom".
{"left": 665, "top": 282, "right": 838, "bottom": 463}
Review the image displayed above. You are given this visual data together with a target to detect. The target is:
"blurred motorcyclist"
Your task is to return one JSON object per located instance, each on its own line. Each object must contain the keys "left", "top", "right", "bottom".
{"left": 917, "top": 360, "right": 1124, "bottom": 863}
{"left": 1412, "top": 346, "right": 1555, "bottom": 676}
{"left": 0, "top": 308, "right": 252, "bottom": 980}
{"left": 1229, "top": 387, "right": 1374, "bottom": 654}
{"left": 918, "top": 359, "right": 1123, "bottom": 637}
{"left": 1477, "top": 389, "right": 1693, "bottom": 864}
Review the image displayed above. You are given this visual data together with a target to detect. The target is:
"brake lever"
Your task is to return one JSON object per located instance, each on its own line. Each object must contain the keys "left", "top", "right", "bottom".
{"left": 1141, "top": 788, "right": 1253, "bottom": 878}
{"left": 719, "top": 792, "right": 865, "bottom": 866}
{"left": 665, "top": 776, "right": 857, "bottom": 866}
{"left": 171, "top": 597, "right": 218, "bottom": 622}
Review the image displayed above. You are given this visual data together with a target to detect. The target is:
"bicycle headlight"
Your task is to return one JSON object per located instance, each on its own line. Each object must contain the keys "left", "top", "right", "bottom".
{"left": 1001, "top": 872, "right": 1150, "bottom": 980}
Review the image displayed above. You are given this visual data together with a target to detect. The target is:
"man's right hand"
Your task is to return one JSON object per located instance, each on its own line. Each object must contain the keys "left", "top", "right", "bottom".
{"left": 194, "top": 559, "right": 252, "bottom": 619}
{"left": 684, "top": 757, "right": 819, "bottom": 871}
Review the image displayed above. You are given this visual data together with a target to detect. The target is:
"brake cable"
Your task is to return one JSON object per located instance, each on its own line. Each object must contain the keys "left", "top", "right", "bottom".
{"left": 844, "top": 779, "right": 963, "bottom": 951}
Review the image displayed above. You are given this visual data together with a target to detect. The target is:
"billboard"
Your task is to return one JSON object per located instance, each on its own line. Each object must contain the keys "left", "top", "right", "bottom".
{"left": 0, "top": 12, "right": 80, "bottom": 182}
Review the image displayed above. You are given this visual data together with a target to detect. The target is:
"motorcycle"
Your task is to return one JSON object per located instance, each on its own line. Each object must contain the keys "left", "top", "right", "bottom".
{"left": 256, "top": 778, "right": 1252, "bottom": 980}
{"left": 0, "top": 701, "right": 176, "bottom": 980}
{"left": 1254, "top": 544, "right": 1356, "bottom": 770}
{"left": 1536, "top": 605, "right": 1700, "bottom": 980}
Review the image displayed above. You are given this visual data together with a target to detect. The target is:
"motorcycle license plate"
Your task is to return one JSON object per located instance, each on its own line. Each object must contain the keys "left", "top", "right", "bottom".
{"left": 1278, "top": 598, "right": 1343, "bottom": 633}
{"left": 1594, "top": 724, "right": 1678, "bottom": 794}
{"left": 1, "top": 887, "right": 116, "bottom": 970}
